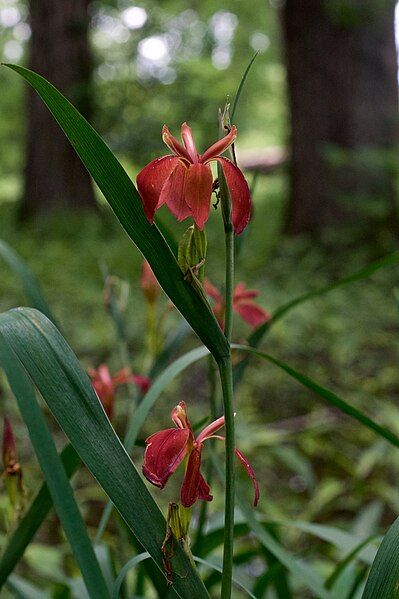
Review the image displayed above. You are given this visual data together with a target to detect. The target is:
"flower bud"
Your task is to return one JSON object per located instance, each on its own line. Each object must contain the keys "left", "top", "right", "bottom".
{"left": 141, "top": 261, "right": 160, "bottom": 304}
{"left": 178, "top": 225, "right": 207, "bottom": 283}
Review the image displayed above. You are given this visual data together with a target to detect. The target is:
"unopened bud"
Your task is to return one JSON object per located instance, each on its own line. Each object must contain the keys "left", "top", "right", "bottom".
{"left": 2, "top": 417, "right": 24, "bottom": 521}
{"left": 178, "top": 225, "right": 207, "bottom": 283}
{"left": 141, "top": 261, "right": 160, "bottom": 304}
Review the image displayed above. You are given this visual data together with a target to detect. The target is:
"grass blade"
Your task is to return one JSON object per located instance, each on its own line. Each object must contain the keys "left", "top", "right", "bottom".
{"left": 233, "top": 344, "right": 399, "bottom": 450}
{"left": 210, "top": 456, "right": 330, "bottom": 598}
{"left": 230, "top": 52, "right": 259, "bottom": 122}
{"left": 0, "top": 444, "right": 80, "bottom": 586}
{"left": 249, "top": 251, "right": 399, "bottom": 349}
{"left": 363, "top": 516, "right": 399, "bottom": 598}
{"left": 0, "top": 307, "right": 209, "bottom": 599}
{"left": 233, "top": 251, "right": 399, "bottom": 385}
{"left": 2, "top": 63, "right": 228, "bottom": 362}
{"left": 0, "top": 341, "right": 109, "bottom": 598}
{"left": 0, "top": 239, "right": 56, "bottom": 324}
{"left": 112, "top": 552, "right": 150, "bottom": 599}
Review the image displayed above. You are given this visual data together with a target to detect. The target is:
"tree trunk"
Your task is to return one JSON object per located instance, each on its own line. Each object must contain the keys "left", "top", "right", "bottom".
{"left": 281, "top": 0, "right": 398, "bottom": 234}
{"left": 21, "top": 0, "right": 96, "bottom": 218}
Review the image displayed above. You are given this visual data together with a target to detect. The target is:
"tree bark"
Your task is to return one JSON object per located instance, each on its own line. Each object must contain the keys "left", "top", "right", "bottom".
{"left": 281, "top": 0, "right": 398, "bottom": 233}
{"left": 21, "top": 0, "right": 96, "bottom": 218}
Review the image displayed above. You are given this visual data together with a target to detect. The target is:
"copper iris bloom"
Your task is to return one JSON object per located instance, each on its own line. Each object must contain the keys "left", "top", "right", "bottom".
{"left": 89, "top": 364, "right": 150, "bottom": 419}
{"left": 136, "top": 123, "right": 251, "bottom": 234}
{"left": 204, "top": 279, "right": 271, "bottom": 329}
{"left": 142, "top": 401, "right": 259, "bottom": 508}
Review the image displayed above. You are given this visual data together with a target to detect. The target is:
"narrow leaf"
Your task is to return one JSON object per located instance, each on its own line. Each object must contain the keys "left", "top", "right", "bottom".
{"left": 363, "top": 516, "right": 399, "bottom": 598}
{"left": 0, "top": 340, "right": 109, "bottom": 598}
{"left": 0, "top": 239, "right": 56, "bottom": 324}
{"left": 3, "top": 63, "right": 228, "bottom": 362}
{"left": 233, "top": 344, "right": 399, "bottom": 450}
{"left": 0, "top": 444, "right": 80, "bottom": 586}
{"left": 234, "top": 251, "right": 399, "bottom": 384}
{"left": 0, "top": 308, "right": 209, "bottom": 599}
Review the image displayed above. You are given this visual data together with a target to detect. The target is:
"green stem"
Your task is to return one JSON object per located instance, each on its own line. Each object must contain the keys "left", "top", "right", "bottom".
{"left": 224, "top": 222, "right": 234, "bottom": 342}
{"left": 218, "top": 356, "right": 235, "bottom": 599}
{"left": 193, "top": 356, "right": 218, "bottom": 553}
{"left": 219, "top": 178, "right": 236, "bottom": 598}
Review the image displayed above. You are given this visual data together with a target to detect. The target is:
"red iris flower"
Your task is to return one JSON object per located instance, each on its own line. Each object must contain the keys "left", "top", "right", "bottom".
{"left": 204, "top": 279, "right": 271, "bottom": 329}
{"left": 136, "top": 123, "right": 251, "bottom": 233}
{"left": 89, "top": 364, "right": 150, "bottom": 419}
{"left": 142, "top": 401, "right": 259, "bottom": 508}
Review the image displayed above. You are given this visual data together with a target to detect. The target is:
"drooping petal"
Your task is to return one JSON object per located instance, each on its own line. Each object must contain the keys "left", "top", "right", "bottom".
{"left": 215, "top": 157, "right": 251, "bottom": 235}
{"left": 162, "top": 125, "right": 191, "bottom": 162}
{"left": 159, "top": 161, "right": 192, "bottom": 221}
{"left": 233, "top": 282, "right": 259, "bottom": 301}
{"left": 233, "top": 301, "right": 271, "bottom": 328}
{"left": 136, "top": 155, "right": 180, "bottom": 222}
{"left": 196, "top": 415, "right": 225, "bottom": 445}
{"left": 184, "top": 163, "right": 213, "bottom": 230}
{"left": 198, "top": 473, "right": 213, "bottom": 502}
{"left": 142, "top": 428, "right": 190, "bottom": 488}
{"left": 129, "top": 374, "right": 151, "bottom": 394}
{"left": 235, "top": 447, "right": 260, "bottom": 507}
{"left": 181, "top": 123, "right": 198, "bottom": 163}
{"left": 201, "top": 125, "right": 237, "bottom": 163}
{"left": 180, "top": 446, "right": 202, "bottom": 507}
{"left": 211, "top": 435, "right": 260, "bottom": 507}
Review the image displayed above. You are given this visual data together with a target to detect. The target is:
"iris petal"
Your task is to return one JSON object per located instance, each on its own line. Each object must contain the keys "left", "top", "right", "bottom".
{"left": 136, "top": 155, "right": 180, "bottom": 222}
{"left": 180, "top": 447, "right": 202, "bottom": 507}
{"left": 215, "top": 157, "right": 252, "bottom": 234}
{"left": 162, "top": 125, "right": 191, "bottom": 161}
{"left": 181, "top": 123, "right": 198, "bottom": 163}
{"left": 233, "top": 301, "right": 270, "bottom": 328}
{"left": 142, "top": 428, "right": 190, "bottom": 488}
{"left": 201, "top": 125, "right": 237, "bottom": 163}
{"left": 184, "top": 163, "right": 213, "bottom": 230}
{"left": 159, "top": 162, "right": 192, "bottom": 221}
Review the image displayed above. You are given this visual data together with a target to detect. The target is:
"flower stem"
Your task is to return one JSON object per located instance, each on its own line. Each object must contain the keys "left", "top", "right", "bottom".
{"left": 193, "top": 356, "right": 218, "bottom": 553}
{"left": 218, "top": 356, "right": 235, "bottom": 599}
{"left": 219, "top": 169, "right": 235, "bottom": 597}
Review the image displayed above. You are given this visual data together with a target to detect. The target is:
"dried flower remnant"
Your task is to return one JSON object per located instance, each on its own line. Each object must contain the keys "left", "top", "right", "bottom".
{"left": 2, "top": 417, "right": 23, "bottom": 488}
{"left": 89, "top": 364, "right": 150, "bottom": 419}
{"left": 204, "top": 279, "right": 271, "bottom": 329}
{"left": 137, "top": 122, "right": 251, "bottom": 233}
{"left": 142, "top": 401, "right": 259, "bottom": 508}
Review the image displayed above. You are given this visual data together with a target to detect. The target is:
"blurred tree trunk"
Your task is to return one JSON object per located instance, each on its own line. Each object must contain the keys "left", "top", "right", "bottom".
{"left": 281, "top": 0, "right": 398, "bottom": 233}
{"left": 21, "top": 0, "right": 96, "bottom": 219}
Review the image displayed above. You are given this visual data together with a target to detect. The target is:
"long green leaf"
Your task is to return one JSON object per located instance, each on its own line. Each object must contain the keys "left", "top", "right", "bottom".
{"left": 0, "top": 239, "right": 56, "bottom": 324}
{"left": 0, "top": 341, "right": 109, "bottom": 598}
{"left": 0, "top": 307, "right": 208, "bottom": 599}
{"left": 234, "top": 251, "right": 399, "bottom": 384}
{"left": 363, "top": 516, "right": 399, "bottom": 598}
{"left": 193, "top": 555, "right": 256, "bottom": 599}
{"left": 210, "top": 456, "right": 330, "bottom": 598}
{"left": 3, "top": 63, "right": 228, "bottom": 362}
{"left": 112, "top": 552, "right": 150, "bottom": 599}
{"left": 249, "top": 251, "right": 399, "bottom": 348}
{"left": 0, "top": 444, "right": 80, "bottom": 586}
{"left": 232, "top": 344, "right": 399, "bottom": 450}
{"left": 230, "top": 51, "right": 259, "bottom": 122}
